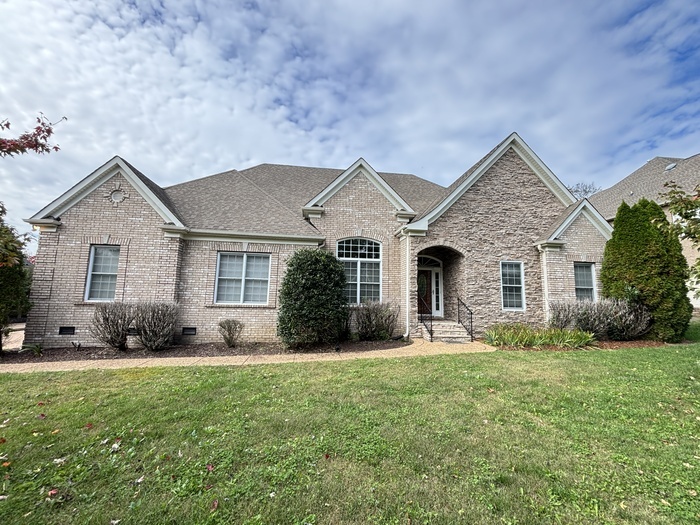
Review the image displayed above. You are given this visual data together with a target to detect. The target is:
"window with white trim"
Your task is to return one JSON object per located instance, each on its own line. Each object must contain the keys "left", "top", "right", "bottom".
{"left": 85, "top": 245, "right": 120, "bottom": 301}
{"left": 215, "top": 253, "right": 270, "bottom": 304}
{"left": 337, "top": 238, "right": 381, "bottom": 304}
{"left": 500, "top": 261, "right": 525, "bottom": 310}
{"left": 574, "top": 262, "right": 595, "bottom": 301}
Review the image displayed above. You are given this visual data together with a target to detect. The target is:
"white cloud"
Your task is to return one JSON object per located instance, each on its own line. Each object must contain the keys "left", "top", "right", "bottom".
{"left": 1, "top": 0, "right": 699, "bottom": 251}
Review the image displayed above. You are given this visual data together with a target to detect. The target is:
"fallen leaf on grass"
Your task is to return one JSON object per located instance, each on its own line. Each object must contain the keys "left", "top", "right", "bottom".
{"left": 206, "top": 464, "right": 214, "bottom": 472}
{"left": 0, "top": 437, "right": 6, "bottom": 444}
{"left": 47, "top": 489, "right": 58, "bottom": 497}
{"left": 210, "top": 499, "right": 218, "bottom": 512}
{"left": 2, "top": 462, "right": 10, "bottom": 468}
{"left": 37, "top": 414, "right": 46, "bottom": 420}
{"left": 84, "top": 423, "right": 94, "bottom": 430}
{"left": 51, "top": 429, "right": 60, "bottom": 435}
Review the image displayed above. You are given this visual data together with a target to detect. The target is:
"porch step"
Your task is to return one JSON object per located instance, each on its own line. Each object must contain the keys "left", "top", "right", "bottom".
{"left": 424, "top": 320, "right": 471, "bottom": 343}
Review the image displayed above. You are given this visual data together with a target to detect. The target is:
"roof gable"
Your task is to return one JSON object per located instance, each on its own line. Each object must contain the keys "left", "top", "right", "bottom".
{"left": 304, "top": 158, "right": 416, "bottom": 221}
{"left": 535, "top": 199, "right": 613, "bottom": 248}
{"left": 27, "top": 156, "right": 184, "bottom": 227}
{"left": 405, "top": 132, "right": 576, "bottom": 234}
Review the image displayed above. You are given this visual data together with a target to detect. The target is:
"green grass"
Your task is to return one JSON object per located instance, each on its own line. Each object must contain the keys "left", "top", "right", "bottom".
{"left": 1, "top": 345, "right": 699, "bottom": 524}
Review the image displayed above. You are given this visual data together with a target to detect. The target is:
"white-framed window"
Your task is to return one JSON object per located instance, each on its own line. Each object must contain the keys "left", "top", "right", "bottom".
{"left": 85, "top": 245, "right": 120, "bottom": 301}
{"left": 337, "top": 238, "right": 381, "bottom": 304}
{"left": 500, "top": 261, "right": 525, "bottom": 310}
{"left": 574, "top": 262, "right": 596, "bottom": 301}
{"left": 215, "top": 253, "right": 271, "bottom": 304}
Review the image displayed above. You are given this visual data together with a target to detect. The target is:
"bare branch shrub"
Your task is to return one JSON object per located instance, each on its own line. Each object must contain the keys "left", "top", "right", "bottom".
{"left": 355, "top": 302, "right": 399, "bottom": 341}
{"left": 548, "top": 299, "right": 650, "bottom": 341}
{"left": 134, "top": 301, "right": 178, "bottom": 352}
{"left": 89, "top": 302, "right": 135, "bottom": 351}
{"left": 218, "top": 319, "right": 244, "bottom": 348}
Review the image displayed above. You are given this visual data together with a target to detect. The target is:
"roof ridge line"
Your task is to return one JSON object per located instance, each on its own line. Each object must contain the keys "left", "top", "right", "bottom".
{"left": 237, "top": 169, "right": 306, "bottom": 221}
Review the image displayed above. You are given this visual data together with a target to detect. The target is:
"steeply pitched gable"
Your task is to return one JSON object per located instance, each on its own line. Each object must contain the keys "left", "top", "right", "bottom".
{"left": 535, "top": 199, "right": 613, "bottom": 248}
{"left": 303, "top": 158, "right": 418, "bottom": 222}
{"left": 404, "top": 132, "right": 576, "bottom": 234}
{"left": 26, "top": 156, "right": 184, "bottom": 228}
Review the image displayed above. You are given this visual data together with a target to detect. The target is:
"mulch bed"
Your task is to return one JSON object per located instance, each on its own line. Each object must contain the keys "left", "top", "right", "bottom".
{"left": 0, "top": 339, "right": 410, "bottom": 364}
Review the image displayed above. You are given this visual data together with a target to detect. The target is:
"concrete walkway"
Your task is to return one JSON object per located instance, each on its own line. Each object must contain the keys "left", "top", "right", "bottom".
{"left": 0, "top": 338, "right": 495, "bottom": 374}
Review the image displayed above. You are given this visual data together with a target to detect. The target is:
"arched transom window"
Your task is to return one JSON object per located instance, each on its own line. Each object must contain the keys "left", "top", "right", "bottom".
{"left": 337, "top": 238, "right": 381, "bottom": 304}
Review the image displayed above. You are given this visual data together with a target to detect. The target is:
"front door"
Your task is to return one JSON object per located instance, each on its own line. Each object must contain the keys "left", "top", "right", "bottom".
{"left": 417, "top": 269, "right": 432, "bottom": 315}
{"left": 417, "top": 266, "right": 443, "bottom": 316}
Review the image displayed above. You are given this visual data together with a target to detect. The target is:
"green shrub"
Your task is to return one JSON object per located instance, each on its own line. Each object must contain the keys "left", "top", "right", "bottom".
{"left": 133, "top": 301, "right": 178, "bottom": 352}
{"left": 218, "top": 319, "right": 244, "bottom": 348}
{"left": 89, "top": 302, "right": 135, "bottom": 351}
{"left": 355, "top": 302, "right": 399, "bottom": 341}
{"left": 277, "top": 249, "right": 348, "bottom": 347}
{"left": 484, "top": 323, "right": 595, "bottom": 349}
{"left": 548, "top": 299, "right": 650, "bottom": 341}
{"left": 601, "top": 199, "right": 692, "bottom": 342}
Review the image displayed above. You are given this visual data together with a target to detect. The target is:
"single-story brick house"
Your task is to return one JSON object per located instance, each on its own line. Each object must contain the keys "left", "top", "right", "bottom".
{"left": 25, "top": 132, "right": 612, "bottom": 348}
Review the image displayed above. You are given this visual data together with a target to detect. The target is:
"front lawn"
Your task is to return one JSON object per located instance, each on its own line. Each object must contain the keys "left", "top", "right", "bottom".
{"left": 1, "top": 344, "right": 698, "bottom": 524}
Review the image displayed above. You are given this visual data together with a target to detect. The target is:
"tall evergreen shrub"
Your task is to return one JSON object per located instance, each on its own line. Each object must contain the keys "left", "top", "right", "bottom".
{"left": 277, "top": 249, "right": 348, "bottom": 347}
{"left": 600, "top": 199, "right": 692, "bottom": 342}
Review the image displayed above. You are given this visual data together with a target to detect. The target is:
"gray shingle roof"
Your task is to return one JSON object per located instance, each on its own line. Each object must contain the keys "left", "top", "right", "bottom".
{"left": 590, "top": 154, "right": 700, "bottom": 220}
{"left": 162, "top": 163, "right": 445, "bottom": 236}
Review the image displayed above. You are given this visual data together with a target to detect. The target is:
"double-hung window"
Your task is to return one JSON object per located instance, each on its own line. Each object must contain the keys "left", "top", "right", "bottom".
{"left": 574, "top": 262, "right": 595, "bottom": 301}
{"left": 337, "top": 239, "right": 381, "bottom": 304}
{"left": 215, "top": 253, "right": 270, "bottom": 304}
{"left": 501, "top": 261, "right": 525, "bottom": 310}
{"left": 85, "top": 245, "right": 120, "bottom": 301}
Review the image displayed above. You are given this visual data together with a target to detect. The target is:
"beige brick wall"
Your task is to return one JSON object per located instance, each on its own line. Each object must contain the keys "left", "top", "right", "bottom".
{"left": 540, "top": 214, "right": 607, "bottom": 307}
{"left": 309, "top": 172, "right": 407, "bottom": 335}
{"left": 410, "top": 148, "right": 567, "bottom": 336}
{"left": 26, "top": 173, "right": 182, "bottom": 348}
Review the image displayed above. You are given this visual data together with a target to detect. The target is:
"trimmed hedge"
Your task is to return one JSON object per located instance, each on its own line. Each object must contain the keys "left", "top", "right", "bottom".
{"left": 277, "top": 249, "right": 348, "bottom": 347}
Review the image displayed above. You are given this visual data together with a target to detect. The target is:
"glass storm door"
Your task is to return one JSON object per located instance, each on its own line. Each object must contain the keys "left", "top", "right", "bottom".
{"left": 417, "top": 257, "right": 443, "bottom": 317}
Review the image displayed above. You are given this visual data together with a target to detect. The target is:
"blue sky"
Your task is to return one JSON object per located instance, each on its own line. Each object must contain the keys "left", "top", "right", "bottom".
{"left": 1, "top": 0, "right": 699, "bottom": 250}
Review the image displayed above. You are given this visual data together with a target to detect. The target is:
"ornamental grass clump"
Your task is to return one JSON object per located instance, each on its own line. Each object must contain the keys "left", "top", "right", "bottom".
{"left": 484, "top": 323, "right": 595, "bottom": 349}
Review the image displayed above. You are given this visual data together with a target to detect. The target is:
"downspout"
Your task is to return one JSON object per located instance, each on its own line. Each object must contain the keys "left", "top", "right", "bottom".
{"left": 537, "top": 244, "right": 550, "bottom": 321}
{"left": 404, "top": 233, "right": 411, "bottom": 338}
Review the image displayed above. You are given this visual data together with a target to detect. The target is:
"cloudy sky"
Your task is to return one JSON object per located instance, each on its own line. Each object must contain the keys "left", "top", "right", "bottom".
{"left": 1, "top": 0, "right": 699, "bottom": 249}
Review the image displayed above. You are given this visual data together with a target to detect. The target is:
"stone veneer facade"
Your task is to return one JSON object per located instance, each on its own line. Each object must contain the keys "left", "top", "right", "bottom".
{"left": 409, "top": 149, "right": 568, "bottom": 337}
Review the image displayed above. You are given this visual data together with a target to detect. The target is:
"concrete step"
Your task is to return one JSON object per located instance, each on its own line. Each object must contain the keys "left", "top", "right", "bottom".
{"left": 422, "top": 320, "right": 472, "bottom": 342}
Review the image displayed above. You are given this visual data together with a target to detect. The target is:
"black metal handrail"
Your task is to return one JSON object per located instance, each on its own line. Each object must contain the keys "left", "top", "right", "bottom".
{"left": 457, "top": 297, "right": 474, "bottom": 342}
{"left": 418, "top": 295, "right": 433, "bottom": 342}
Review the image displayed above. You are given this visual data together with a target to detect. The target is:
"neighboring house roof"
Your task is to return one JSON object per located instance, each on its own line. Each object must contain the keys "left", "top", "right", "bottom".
{"left": 590, "top": 154, "right": 700, "bottom": 220}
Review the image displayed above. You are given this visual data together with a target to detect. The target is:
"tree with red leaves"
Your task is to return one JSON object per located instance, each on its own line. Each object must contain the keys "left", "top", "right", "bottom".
{"left": 0, "top": 114, "right": 65, "bottom": 157}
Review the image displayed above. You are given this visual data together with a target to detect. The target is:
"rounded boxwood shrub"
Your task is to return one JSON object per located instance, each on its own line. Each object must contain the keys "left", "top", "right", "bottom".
{"left": 601, "top": 199, "right": 692, "bottom": 342}
{"left": 277, "top": 249, "right": 348, "bottom": 347}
